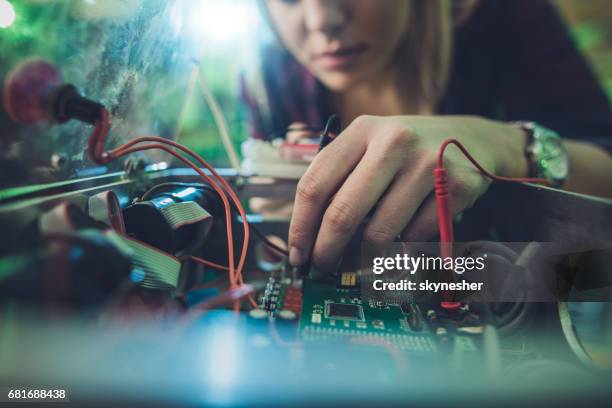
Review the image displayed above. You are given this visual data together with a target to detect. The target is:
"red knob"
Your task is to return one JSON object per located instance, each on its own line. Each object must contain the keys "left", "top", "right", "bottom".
{"left": 3, "top": 59, "right": 62, "bottom": 124}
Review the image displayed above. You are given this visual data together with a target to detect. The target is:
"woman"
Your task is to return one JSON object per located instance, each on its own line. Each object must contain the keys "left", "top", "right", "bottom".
{"left": 242, "top": 0, "right": 612, "bottom": 271}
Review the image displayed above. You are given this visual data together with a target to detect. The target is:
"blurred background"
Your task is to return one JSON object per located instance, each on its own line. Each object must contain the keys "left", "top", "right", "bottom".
{"left": 0, "top": 0, "right": 611, "bottom": 181}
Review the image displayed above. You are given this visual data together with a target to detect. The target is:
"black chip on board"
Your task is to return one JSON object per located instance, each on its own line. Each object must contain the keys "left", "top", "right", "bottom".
{"left": 326, "top": 302, "right": 364, "bottom": 321}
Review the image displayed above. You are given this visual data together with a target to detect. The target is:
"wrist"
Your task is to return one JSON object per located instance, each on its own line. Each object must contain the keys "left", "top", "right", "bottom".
{"left": 492, "top": 121, "right": 530, "bottom": 178}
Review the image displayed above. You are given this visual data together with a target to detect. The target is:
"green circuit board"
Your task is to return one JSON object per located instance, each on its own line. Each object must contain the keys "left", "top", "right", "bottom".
{"left": 299, "top": 279, "right": 437, "bottom": 353}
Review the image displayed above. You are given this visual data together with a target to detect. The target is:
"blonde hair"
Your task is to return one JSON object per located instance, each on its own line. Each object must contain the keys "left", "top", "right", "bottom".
{"left": 405, "top": 0, "right": 478, "bottom": 111}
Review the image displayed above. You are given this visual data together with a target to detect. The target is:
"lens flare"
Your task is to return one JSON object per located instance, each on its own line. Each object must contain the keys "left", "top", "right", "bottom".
{"left": 0, "top": 0, "right": 16, "bottom": 28}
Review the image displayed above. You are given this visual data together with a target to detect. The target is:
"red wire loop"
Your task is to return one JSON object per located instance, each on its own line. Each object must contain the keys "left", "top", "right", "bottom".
{"left": 88, "top": 108, "right": 257, "bottom": 309}
{"left": 435, "top": 138, "right": 552, "bottom": 309}
{"left": 437, "top": 138, "right": 552, "bottom": 185}
{"left": 435, "top": 138, "right": 553, "bottom": 251}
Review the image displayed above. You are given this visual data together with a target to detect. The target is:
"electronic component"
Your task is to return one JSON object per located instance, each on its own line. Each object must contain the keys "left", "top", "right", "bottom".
{"left": 260, "top": 268, "right": 302, "bottom": 316}
{"left": 261, "top": 273, "right": 283, "bottom": 313}
{"left": 108, "top": 232, "right": 181, "bottom": 290}
{"left": 338, "top": 271, "right": 358, "bottom": 288}
{"left": 337, "top": 271, "right": 361, "bottom": 298}
{"left": 326, "top": 302, "right": 364, "bottom": 321}
{"left": 123, "top": 185, "right": 215, "bottom": 253}
{"left": 300, "top": 280, "right": 437, "bottom": 353}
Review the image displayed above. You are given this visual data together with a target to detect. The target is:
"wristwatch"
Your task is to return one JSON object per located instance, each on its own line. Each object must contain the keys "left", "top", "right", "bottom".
{"left": 515, "top": 121, "right": 570, "bottom": 188}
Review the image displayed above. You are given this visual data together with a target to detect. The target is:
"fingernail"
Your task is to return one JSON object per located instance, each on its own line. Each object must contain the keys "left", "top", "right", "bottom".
{"left": 289, "top": 247, "right": 303, "bottom": 266}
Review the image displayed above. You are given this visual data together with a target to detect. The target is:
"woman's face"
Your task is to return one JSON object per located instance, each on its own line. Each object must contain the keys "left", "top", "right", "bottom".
{"left": 264, "top": 0, "right": 410, "bottom": 91}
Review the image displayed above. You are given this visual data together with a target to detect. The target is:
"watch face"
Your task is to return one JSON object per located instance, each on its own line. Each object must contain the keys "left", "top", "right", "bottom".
{"left": 538, "top": 136, "right": 570, "bottom": 181}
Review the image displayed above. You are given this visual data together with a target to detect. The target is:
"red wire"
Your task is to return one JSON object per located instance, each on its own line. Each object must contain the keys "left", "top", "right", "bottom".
{"left": 109, "top": 135, "right": 251, "bottom": 286}
{"left": 437, "top": 139, "right": 552, "bottom": 185}
{"left": 89, "top": 109, "right": 257, "bottom": 308}
{"left": 435, "top": 138, "right": 553, "bottom": 251}
{"left": 435, "top": 138, "right": 552, "bottom": 309}
{"left": 182, "top": 255, "right": 229, "bottom": 271}
{"left": 93, "top": 123, "right": 250, "bottom": 281}
{"left": 114, "top": 142, "right": 258, "bottom": 310}
{"left": 108, "top": 142, "right": 238, "bottom": 289}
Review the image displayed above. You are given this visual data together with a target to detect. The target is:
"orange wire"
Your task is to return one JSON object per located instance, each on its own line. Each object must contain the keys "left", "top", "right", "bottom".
{"left": 108, "top": 142, "right": 238, "bottom": 289}
{"left": 181, "top": 258, "right": 258, "bottom": 308}
{"left": 183, "top": 255, "right": 229, "bottom": 271}
{"left": 91, "top": 109, "right": 257, "bottom": 308}
{"left": 109, "top": 137, "right": 250, "bottom": 276}
{"left": 109, "top": 135, "right": 251, "bottom": 287}
{"left": 91, "top": 112, "right": 244, "bottom": 280}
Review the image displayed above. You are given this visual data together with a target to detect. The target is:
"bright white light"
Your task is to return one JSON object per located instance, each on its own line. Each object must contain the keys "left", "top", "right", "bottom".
{"left": 205, "top": 325, "right": 240, "bottom": 390}
{"left": 0, "top": 0, "right": 16, "bottom": 28}
{"left": 186, "top": 0, "right": 260, "bottom": 44}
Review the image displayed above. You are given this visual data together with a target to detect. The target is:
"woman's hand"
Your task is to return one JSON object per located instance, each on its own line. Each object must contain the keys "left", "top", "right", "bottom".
{"left": 288, "top": 115, "right": 529, "bottom": 270}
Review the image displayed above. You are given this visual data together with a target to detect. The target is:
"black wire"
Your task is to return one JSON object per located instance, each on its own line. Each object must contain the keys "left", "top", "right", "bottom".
{"left": 247, "top": 220, "right": 288, "bottom": 256}
{"left": 318, "top": 114, "right": 341, "bottom": 152}
{"left": 323, "top": 113, "right": 341, "bottom": 135}
{"left": 138, "top": 182, "right": 289, "bottom": 256}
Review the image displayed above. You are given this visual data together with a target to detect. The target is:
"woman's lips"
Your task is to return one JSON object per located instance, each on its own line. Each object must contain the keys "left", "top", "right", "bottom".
{"left": 314, "top": 44, "right": 369, "bottom": 70}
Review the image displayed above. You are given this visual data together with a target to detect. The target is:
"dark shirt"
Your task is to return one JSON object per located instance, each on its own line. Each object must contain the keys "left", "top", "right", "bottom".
{"left": 242, "top": 0, "right": 612, "bottom": 150}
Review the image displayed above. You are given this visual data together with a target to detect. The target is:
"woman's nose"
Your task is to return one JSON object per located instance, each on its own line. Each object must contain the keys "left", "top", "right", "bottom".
{"left": 303, "top": 0, "right": 347, "bottom": 35}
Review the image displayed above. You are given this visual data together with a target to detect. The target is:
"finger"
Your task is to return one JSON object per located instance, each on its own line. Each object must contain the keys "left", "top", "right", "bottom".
{"left": 288, "top": 127, "right": 367, "bottom": 265}
{"left": 400, "top": 167, "right": 488, "bottom": 242}
{"left": 363, "top": 153, "right": 436, "bottom": 246}
{"left": 400, "top": 195, "right": 440, "bottom": 243}
{"left": 311, "top": 138, "right": 406, "bottom": 270}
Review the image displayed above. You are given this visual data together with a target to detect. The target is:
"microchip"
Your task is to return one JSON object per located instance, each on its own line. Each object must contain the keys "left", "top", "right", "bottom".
{"left": 340, "top": 272, "right": 357, "bottom": 287}
{"left": 325, "top": 302, "right": 364, "bottom": 321}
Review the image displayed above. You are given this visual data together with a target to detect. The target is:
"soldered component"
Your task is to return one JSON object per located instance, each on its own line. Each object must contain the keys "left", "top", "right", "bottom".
{"left": 337, "top": 271, "right": 361, "bottom": 297}
{"left": 340, "top": 272, "right": 357, "bottom": 287}
{"left": 260, "top": 274, "right": 283, "bottom": 313}
{"left": 325, "top": 302, "right": 364, "bottom": 321}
